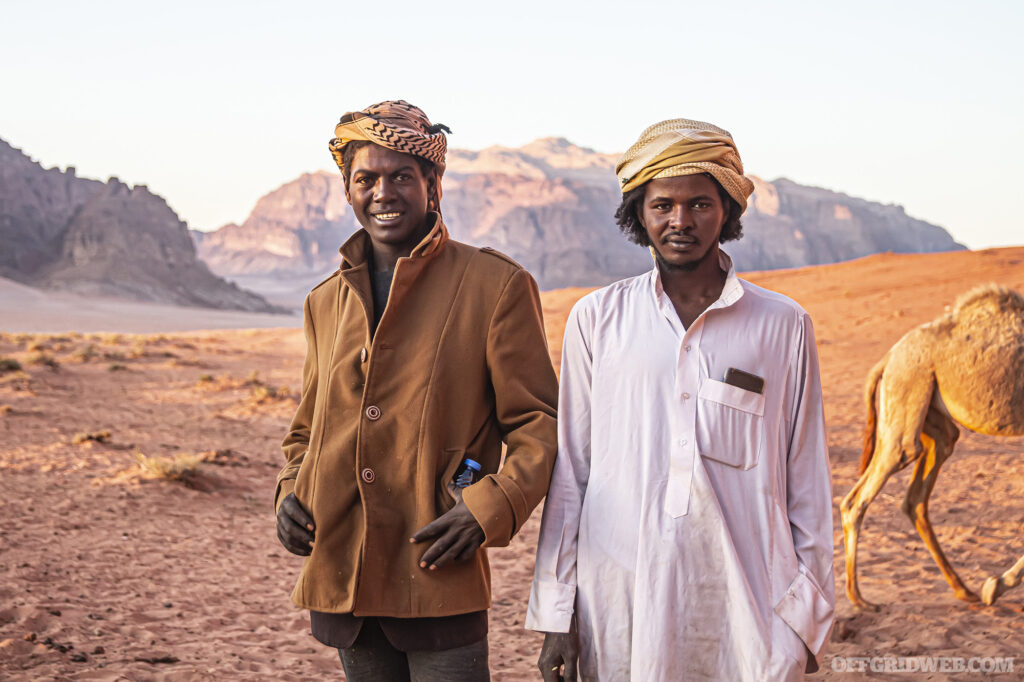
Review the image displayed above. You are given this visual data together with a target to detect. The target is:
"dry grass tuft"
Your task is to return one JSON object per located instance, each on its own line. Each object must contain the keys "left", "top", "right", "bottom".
{"left": 70, "top": 344, "right": 99, "bottom": 363}
{"left": 195, "top": 373, "right": 243, "bottom": 391}
{"left": 72, "top": 430, "right": 112, "bottom": 445}
{"left": 97, "top": 333, "right": 125, "bottom": 346}
{"left": 28, "top": 352, "right": 59, "bottom": 369}
{"left": 0, "top": 404, "right": 12, "bottom": 416}
{"left": 135, "top": 450, "right": 203, "bottom": 482}
{"left": 108, "top": 364, "right": 128, "bottom": 372}
{"left": 245, "top": 371, "right": 294, "bottom": 404}
{"left": 0, "top": 357, "right": 22, "bottom": 373}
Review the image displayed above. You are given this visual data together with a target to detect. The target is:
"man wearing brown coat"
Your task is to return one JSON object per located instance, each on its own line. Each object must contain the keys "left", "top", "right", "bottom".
{"left": 274, "top": 100, "right": 559, "bottom": 681}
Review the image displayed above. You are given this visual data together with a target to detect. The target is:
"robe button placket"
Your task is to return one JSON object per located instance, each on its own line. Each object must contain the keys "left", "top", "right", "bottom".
{"left": 361, "top": 468, "right": 375, "bottom": 484}
{"left": 366, "top": 405, "right": 381, "bottom": 420}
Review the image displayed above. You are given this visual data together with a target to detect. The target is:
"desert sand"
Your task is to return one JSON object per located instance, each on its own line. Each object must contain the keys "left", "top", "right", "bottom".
{"left": 2, "top": 247, "right": 1024, "bottom": 680}
{"left": 0, "top": 276, "right": 301, "bottom": 334}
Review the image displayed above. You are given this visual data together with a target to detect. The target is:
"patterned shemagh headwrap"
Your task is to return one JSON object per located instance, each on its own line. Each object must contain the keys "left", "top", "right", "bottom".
{"left": 615, "top": 118, "right": 754, "bottom": 212}
{"left": 329, "top": 100, "right": 450, "bottom": 212}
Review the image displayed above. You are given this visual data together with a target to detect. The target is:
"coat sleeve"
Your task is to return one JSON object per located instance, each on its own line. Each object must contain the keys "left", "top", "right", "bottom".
{"left": 461, "top": 268, "right": 559, "bottom": 548}
{"left": 773, "top": 312, "right": 835, "bottom": 665}
{"left": 274, "top": 294, "right": 319, "bottom": 512}
{"left": 525, "top": 297, "right": 594, "bottom": 633}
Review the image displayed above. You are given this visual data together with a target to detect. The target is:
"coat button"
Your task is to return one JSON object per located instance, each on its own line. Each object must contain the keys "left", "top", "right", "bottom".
{"left": 365, "top": 405, "right": 381, "bottom": 420}
{"left": 360, "top": 347, "right": 367, "bottom": 362}
{"left": 361, "top": 467, "right": 375, "bottom": 483}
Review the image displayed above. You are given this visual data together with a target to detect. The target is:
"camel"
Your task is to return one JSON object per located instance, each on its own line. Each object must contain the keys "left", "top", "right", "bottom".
{"left": 840, "top": 284, "right": 1024, "bottom": 610}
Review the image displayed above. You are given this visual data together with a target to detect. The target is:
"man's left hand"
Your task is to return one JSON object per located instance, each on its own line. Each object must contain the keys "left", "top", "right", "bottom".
{"left": 409, "top": 495, "right": 485, "bottom": 570}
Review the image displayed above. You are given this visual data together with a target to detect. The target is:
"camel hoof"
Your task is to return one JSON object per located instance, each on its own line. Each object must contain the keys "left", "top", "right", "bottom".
{"left": 982, "top": 577, "right": 1002, "bottom": 606}
{"left": 849, "top": 596, "right": 881, "bottom": 612}
{"left": 955, "top": 587, "right": 980, "bottom": 603}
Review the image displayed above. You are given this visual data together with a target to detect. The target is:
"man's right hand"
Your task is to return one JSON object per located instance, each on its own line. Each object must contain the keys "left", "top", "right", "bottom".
{"left": 276, "top": 492, "right": 315, "bottom": 556}
{"left": 538, "top": 630, "right": 579, "bottom": 682}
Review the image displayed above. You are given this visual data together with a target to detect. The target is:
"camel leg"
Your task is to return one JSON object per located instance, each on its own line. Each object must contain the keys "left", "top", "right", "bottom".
{"left": 982, "top": 554, "right": 1024, "bottom": 605}
{"left": 841, "top": 440, "right": 909, "bottom": 611}
{"left": 900, "top": 408, "right": 976, "bottom": 601}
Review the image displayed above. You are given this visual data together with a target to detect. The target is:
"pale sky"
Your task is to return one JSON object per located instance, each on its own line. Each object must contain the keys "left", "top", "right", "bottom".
{"left": 3, "top": 0, "right": 1022, "bottom": 248}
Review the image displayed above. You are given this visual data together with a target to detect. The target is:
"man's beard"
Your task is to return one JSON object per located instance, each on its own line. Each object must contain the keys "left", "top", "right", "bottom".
{"left": 653, "top": 248, "right": 704, "bottom": 273}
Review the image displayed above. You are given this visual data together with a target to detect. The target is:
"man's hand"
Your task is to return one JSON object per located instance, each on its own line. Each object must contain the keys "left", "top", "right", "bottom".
{"left": 276, "top": 492, "right": 315, "bottom": 556}
{"left": 409, "top": 495, "right": 485, "bottom": 570}
{"left": 538, "top": 629, "right": 579, "bottom": 682}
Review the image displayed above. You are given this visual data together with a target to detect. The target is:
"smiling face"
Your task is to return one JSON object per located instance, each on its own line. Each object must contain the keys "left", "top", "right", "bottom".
{"left": 344, "top": 143, "right": 434, "bottom": 259}
{"left": 638, "top": 174, "right": 729, "bottom": 271}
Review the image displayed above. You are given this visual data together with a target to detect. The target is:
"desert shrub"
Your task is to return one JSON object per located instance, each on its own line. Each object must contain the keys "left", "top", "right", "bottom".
{"left": 136, "top": 451, "right": 202, "bottom": 481}
{"left": 0, "top": 357, "right": 22, "bottom": 373}
{"left": 28, "top": 352, "right": 59, "bottom": 369}
{"left": 108, "top": 364, "right": 128, "bottom": 372}
{"left": 251, "top": 384, "right": 277, "bottom": 401}
{"left": 71, "top": 344, "right": 98, "bottom": 363}
{"left": 72, "top": 430, "right": 111, "bottom": 445}
{"left": 103, "top": 351, "right": 127, "bottom": 361}
{"left": 0, "top": 405, "right": 12, "bottom": 415}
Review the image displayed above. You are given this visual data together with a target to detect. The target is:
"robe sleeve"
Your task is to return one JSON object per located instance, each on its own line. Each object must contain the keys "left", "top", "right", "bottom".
{"left": 462, "top": 268, "right": 559, "bottom": 547}
{"left": 773, "top": 312, "right": 836, "bottom": 664}
{"left": 274, "top": 294, "right": 318, "bottom": 511}
{"left": 525, "top": 297, "right": 594, "bottom": 633}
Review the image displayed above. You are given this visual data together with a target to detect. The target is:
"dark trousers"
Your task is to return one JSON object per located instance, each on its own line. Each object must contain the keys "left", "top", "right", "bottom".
{"left": 338, "top": 618, "right": 489, "bottom": 682}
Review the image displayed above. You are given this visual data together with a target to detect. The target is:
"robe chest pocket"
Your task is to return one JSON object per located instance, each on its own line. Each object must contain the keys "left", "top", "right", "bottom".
{"left": 696, "top": 378, "right": 765, "bottom": 470}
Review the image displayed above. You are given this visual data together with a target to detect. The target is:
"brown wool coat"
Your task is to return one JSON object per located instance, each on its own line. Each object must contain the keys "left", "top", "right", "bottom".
{"left": 275, "top": 214, "right": 558, "bottom": 617}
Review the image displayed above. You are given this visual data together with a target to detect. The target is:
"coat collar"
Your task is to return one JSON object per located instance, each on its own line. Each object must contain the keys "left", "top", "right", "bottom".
{"left": 338, "top": 211, "right": 449, "bottom": 270}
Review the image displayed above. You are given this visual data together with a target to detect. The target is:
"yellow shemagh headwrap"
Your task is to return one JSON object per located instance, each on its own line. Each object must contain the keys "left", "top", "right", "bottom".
{"left": 615, "top": 118, "right": 755, "bottom": 211}
{"left": 329, "top": 100, "right": 450, "bottom": 211}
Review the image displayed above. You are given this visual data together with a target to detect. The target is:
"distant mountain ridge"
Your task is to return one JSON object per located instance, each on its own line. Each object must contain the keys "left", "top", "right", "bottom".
{"left": 0, "top": 138, "right": 281, "bottom": 312}
{"left": 194, "top": 137, "right": 964, "bottom": 303}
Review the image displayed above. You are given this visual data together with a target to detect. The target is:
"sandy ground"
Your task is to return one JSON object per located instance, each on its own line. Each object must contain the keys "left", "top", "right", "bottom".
{"left": 0, "top": 276, "right": 301, "bottom": 334}
{"left": 2, "top": 246, "right": 1024, "bottom": 680}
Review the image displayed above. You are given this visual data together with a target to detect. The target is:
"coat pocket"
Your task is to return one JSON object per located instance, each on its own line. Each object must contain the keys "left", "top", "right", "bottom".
{"left": 437, "top": 447, "right": 465, "bottom": 513}
{"left": 696, "top": 378, "right": 765, "bottom": 470}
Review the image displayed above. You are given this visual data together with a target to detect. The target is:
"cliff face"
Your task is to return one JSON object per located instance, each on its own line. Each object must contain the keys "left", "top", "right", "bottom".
{"left": 195, "top": 137, "right": 965, "bottom": 297}
{"left": 0, "top": 138, "right": 280, "bottom": 312}
{"left": 730, "top": 177, "right": 964, "bottom": 271}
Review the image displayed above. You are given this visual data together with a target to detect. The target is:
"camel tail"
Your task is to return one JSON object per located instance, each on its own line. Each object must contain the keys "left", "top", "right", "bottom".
{"left": 858, "top": 355, "right": 888, "bottom": 475}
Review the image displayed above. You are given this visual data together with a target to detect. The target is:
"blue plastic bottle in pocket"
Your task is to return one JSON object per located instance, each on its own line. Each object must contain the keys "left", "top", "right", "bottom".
{"left": 453, "top": 458, "right": 482, "bottom": 488}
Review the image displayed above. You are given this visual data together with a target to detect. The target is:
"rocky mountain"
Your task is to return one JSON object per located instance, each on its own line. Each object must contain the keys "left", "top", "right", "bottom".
{"left": 194, "top": 137, "right": 964, "bottom": 304}
{"left": 0, "top": 138, "right": 280, "bottom": 312}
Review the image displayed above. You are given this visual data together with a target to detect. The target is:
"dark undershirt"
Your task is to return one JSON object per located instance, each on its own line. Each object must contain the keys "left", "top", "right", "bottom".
{"left": 310, "top": 261, "right": 487, "bottom": 652}
{"left": 369, "top": 265, "right": 393, "bottom": 336}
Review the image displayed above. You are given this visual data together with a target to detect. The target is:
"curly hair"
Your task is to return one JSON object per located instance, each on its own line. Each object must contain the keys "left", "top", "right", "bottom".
{"left": 614, "top": 173, "right": 744, "bottom": 247}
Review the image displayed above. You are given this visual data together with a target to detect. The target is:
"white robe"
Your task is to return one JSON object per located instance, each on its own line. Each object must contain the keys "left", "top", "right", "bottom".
{"left": 526, "top": 254, "right": 834, "bottom": 681}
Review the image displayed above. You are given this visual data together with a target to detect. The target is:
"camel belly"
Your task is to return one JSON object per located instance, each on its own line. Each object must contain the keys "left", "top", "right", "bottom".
{"left": 935, "top": 340, "right": 1024, "bottom": 436}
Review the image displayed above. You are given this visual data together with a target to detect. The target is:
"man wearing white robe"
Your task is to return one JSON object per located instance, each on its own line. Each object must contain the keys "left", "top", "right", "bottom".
{"left": 527, "top": 119, "right": 835, "bottom": 681}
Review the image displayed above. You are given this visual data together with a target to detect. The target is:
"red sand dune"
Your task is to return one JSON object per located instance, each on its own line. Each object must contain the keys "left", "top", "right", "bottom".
{"left": 2, "top": 247, "right": 1023, "bottom": 680}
